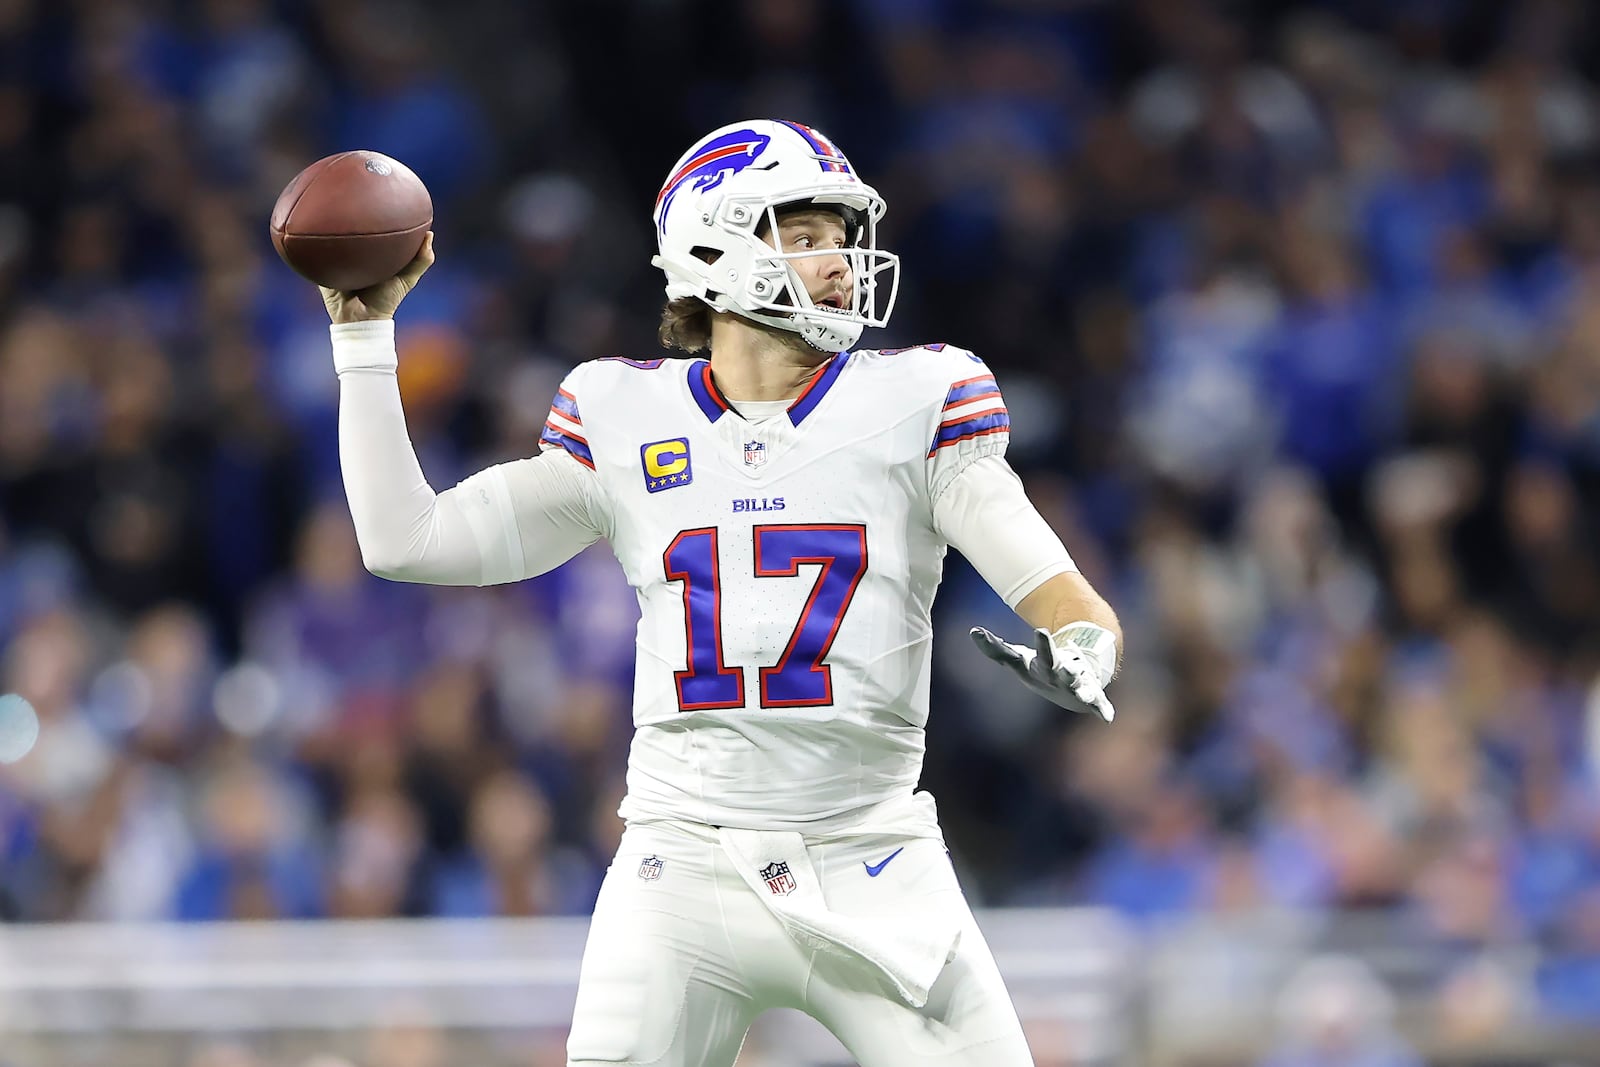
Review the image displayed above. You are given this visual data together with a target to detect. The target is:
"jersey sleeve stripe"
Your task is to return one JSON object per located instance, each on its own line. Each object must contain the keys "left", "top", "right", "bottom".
{"left": 937, "top": 401, "right": 1007, "bottom": 429}
{"left": 540, "top": 423, "right": 595, "bottom": 468}
{"left": 943, "top": 386, "right": 1001, "bottom": 410}
{"left": 551, "top": 389, "right": 581, "bottom": 422}
{"left": 942, "top": 374, "right": 998, "bottom": 408}
{"left": 546, "top": 407, "right": 584, "bottom": 437}
{"left": 941, "top": 396, "right": 1007, "bottom": 423}
{"left": 928, "top": 424, "right": 1009, "bottom": 456}
{"left": 928, "top": 411, "right": 1010, "bottom": 455}
{"left": 543, "top": 420, "right": 589, "bottom": 447}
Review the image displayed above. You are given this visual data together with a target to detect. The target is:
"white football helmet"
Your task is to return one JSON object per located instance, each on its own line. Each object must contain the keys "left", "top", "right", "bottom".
{"left": 651, "top": 119, "right": 900, "bottom": 351}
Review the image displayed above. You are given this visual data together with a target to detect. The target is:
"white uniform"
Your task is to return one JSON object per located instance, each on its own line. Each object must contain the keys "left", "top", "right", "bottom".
{"left": 540, "top": 345, "right": 1020, "bottom": 834}
{"left": 540, "top": 345, "right": 1044, "bottom": 1065}
{"left": 328, "top": 321, "right": 1074, "bottom": 1067}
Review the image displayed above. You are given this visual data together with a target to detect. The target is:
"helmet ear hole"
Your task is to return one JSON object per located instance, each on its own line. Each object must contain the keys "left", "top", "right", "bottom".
{"left": 691, "top": 246, "right": 723, "bottom": 265}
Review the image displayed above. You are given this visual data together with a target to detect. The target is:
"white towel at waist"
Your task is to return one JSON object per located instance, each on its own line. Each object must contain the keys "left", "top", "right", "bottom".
{"left": 717, "top": 827, "right": 961, "bottom": 1008}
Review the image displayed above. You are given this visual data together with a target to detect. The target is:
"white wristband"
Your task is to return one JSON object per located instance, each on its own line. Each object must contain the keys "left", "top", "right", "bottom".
{"left": 1052, "top": 622, "right": 1118, "bottom": 687}
{"left": 330, "top": 319, "right": 398, "bottom": 374}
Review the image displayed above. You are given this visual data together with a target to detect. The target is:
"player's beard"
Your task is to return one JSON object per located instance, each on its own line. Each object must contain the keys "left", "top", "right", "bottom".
{"left": 743, "top": 313, "right": 836, "bottom": 362}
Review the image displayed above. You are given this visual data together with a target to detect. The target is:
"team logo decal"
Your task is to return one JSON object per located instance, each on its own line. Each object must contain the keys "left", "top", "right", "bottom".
{"left": 760, "top": 860, "right": 797, "bottom": 896}
{"left": 655, "top": 129, "right": 771, "bottom": 235}
{"left": 743, "top": 440, "right": 766, "bottom": 468}
{"left": 638, "top": 855, "right": 664, "bottom": 881}
{"left": 641, "top": 438, "right": 693, "bottom": 493}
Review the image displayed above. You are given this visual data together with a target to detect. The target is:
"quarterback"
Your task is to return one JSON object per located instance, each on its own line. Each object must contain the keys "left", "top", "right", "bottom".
{"left": 323, "top": 120, "right": 1121, "bottom": 1066}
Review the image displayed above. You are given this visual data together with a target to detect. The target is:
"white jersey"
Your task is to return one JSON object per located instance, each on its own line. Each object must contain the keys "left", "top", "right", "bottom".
{"left": 538, "top": 344, "right": 1011, "bottom": 832}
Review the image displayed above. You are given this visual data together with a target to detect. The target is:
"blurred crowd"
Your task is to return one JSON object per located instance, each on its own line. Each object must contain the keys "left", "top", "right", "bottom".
{"left": 2, "top": 0, "right": 1600, "bottom": 1049}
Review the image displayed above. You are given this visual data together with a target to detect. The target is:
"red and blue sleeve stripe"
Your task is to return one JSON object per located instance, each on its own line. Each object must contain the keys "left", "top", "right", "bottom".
{"left": 941, "top": 374, "right": 1001, "bottom": 409}
{"left": 541, "top": 422, "right": 594, "bottom": 469}
{"left": 929, "top": 411, "right": 1010, "bottom": 455}
{"left": 930, "top": 371, "right": 1009, "bottom": 455}
{"left": 550, "top": 388, "right": 581, "bottom": 423}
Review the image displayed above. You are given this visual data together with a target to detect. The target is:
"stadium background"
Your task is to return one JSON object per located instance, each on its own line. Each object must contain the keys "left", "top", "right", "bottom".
{"left": 2, "top": 0, "right": 1599, "bottom": 1063}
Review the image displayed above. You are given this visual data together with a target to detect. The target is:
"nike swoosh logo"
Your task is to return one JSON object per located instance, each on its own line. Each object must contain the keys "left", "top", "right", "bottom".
{"left": 864, "top": 848, "right": 904, "bottom": 878}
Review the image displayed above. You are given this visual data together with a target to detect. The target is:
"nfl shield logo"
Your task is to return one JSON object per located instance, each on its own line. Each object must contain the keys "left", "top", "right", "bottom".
{"left": 760, "top": 860, "right": 797, "bottom": 896}
{"left": 743, "top": 440, "right": 766, "bottom": 468}
{"left": 638, "top": 855, "right": 664, "bottom": 881}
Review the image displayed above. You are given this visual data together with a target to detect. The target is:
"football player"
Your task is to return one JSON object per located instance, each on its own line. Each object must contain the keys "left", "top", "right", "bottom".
{"left": 323, "top": 119, "right": 1121, "bottom": 1067}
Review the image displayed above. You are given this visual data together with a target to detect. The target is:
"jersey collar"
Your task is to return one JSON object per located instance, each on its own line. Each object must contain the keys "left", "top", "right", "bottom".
{"left": 687, "top": 354, "right": 851, "bottom": 427}
{"left": 687, "top": 359, "right": 731, "bottom": 422}
{"left": 785, "top": 352, "right": 850, "bottom": 426}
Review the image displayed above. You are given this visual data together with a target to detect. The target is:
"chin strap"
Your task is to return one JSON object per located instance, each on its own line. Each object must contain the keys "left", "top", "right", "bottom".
{"left": 797, "top": 317, "right": 862, "bottom": 351}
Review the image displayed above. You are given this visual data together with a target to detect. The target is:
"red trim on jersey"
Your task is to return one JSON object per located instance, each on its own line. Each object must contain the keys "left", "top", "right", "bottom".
{"left": 702, "top": 363, "right": 731, "bottom": 411}
{"left": 754, "top": 523, "right": 869, "bottom": 710}
{"left": 544, "top": 420, "right": 588, "bottom": 447}
{"left": 943, "top": 371, "right": 1000, "bottom": 403}
{"left": 936, "top": 408, "right": 1006, "bottom": 431}
{"left": 665, "top": 527, "right": 747, "bottom": 711}
{"left": 928, "top": 425, "right": 1009, "bottom": 454}
{"left": 555, "top": 388, "right": 582, "bottom": 422}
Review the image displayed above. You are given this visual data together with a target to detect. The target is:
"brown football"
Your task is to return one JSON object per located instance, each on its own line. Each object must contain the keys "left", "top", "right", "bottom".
{"left": 269, "top": 150, "right": 432, "bottom": 291}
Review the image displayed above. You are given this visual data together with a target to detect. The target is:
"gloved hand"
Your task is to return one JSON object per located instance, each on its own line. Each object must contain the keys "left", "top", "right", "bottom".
{"left": 969, "top": 623, "right": 1117, "bottom": 723}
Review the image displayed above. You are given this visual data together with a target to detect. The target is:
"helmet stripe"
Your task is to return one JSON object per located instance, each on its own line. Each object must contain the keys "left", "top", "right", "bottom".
{"left": 780, "top": 120, "right": 850, "bottom": 173}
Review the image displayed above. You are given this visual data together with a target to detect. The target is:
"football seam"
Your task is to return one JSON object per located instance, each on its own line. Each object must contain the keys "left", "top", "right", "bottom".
{"left": 273, "top": 150, "right": 356, "bottom": 234}
{"left": 279, "top": 220, "right": 433, "bottom": 239}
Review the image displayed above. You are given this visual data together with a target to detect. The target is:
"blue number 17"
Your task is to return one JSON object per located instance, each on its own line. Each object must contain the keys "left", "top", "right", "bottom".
{"left": 663, "top": 524, "right": 868, "bottom": 711}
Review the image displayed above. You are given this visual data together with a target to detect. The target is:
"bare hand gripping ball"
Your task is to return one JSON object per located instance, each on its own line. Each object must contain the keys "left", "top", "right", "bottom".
{"left": 270, "top": 151, "right": 433, "bottom": 291}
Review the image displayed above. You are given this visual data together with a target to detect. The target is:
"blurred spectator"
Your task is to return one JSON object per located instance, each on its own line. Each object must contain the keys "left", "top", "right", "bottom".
{"left": 1258, "top": 955, "right": 1423, "bottom": 1067}
{"left": 173, "top": 753, "right": 322, "bottom": 920}
{"left": 428, "top": 767, "right": 596, "bottom": 916}
{"left": 1537, "top": 887, "right": 1600, "bottom": 1022}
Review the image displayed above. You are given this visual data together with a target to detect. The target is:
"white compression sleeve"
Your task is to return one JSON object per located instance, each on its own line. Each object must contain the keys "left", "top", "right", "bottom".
{"left": 332, "top": 320, "right": 605, "bottom": 585}
{"left": 932, "top": 454, "right": 1078, "bottom": 608}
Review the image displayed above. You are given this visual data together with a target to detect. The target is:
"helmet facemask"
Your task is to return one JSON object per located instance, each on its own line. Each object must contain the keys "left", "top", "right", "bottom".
{"left": 713, "top": 200, "right": 899, "bottom": 351}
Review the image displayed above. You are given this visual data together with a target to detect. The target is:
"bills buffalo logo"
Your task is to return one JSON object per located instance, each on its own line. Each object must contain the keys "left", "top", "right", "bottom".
{"left": 655, "top": 130, "right": 771, "bottom": 235}
{"left": 760, "top": 860, "right": 797, "bottom": 896}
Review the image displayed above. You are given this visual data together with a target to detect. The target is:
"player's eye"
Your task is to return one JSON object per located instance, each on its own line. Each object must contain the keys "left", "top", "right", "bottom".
{"left": 792, "top": 234, "right": 813, "bottom": 249}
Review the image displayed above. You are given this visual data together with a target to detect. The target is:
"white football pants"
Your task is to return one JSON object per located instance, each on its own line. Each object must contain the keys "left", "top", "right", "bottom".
{"left": 566, "top": 819, "right": 1034, "bottom": 1066}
